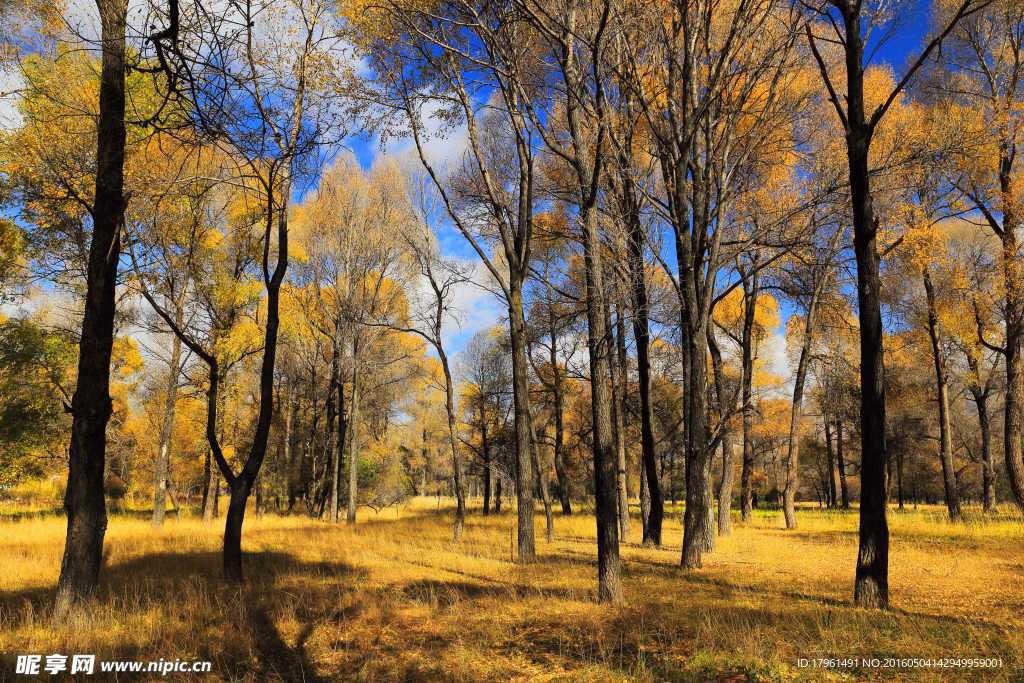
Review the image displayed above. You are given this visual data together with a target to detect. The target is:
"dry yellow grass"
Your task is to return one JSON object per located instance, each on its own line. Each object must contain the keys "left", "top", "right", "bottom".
{"left": 0, "top": 501, "right": 1021, "bottom": 681}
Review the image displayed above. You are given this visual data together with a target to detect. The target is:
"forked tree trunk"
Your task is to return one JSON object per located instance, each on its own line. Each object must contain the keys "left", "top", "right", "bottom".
{"left": 56, "top": 0, "right": 127, "bottom": 610}
{"left": 783, "top": 273, "right": 828, "bottom": 529}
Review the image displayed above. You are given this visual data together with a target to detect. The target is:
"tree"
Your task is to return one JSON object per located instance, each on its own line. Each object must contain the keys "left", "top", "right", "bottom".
{"left": 361, "top": 2, "right": 543, "bottom": 562}
{"left": 56, "top": 0, "right": 128, "bottom": 609}
{"left": 140, "top": 0, "right": 351, "bottom": 579}
{"left": 781, "top": 223, "right": 843, "bottom": 529}
{"left": 375, "top": 169, "right": 472, "bottom": 539}
{"left": 927, "top": 0, "right": 1024, "bottom": 507}
{"left": 803, "top": 0, "right": 991, "bottom": 607}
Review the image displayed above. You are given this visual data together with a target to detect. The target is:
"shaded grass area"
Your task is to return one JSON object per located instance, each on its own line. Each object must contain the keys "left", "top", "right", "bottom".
{"left": 0, "top": 501, "right": 1021, "bottom": 681}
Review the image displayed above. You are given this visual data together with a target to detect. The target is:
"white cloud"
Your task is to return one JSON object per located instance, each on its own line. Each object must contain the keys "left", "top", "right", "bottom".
{"left": 759, "top": 321, "right": 794, "bottom": 398}
{"left": 378, "top": 99, "right": 470, "bottom": 176}
{"left": 0, "top": 67, "right": 24, "bottom": 132}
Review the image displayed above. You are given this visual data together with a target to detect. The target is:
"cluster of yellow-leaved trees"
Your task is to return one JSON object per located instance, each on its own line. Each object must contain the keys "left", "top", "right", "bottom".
{"left": 0, "top": 0, "right": 1019, "bottom": 610}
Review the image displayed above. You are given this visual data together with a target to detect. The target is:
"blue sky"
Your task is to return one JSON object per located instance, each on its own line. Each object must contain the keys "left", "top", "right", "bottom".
{"left": 338, "top": 4, "right": 937, "bottom": 368}
{"left": 1, "top": 0, "right": 942, "bottom": 371}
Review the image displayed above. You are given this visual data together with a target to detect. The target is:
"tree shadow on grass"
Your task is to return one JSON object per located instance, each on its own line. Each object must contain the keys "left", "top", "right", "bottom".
{"left": 0, "top": 549, "right": 365, "bottom": 681}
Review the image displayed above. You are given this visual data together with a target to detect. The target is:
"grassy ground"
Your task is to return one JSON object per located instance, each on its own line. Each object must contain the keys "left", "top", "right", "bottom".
{"left": 0, "top": 500, "right": 1020, "bottom": 681}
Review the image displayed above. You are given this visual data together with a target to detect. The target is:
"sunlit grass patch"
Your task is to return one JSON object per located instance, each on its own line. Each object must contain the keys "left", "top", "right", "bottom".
{"left": 0, "top": 501, "right": 1020, "bottom": 680}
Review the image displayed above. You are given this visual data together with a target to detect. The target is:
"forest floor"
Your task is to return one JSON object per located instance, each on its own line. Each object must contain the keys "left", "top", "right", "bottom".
{"left": 0, "top": 499, "right": 1021, "bottom": 681}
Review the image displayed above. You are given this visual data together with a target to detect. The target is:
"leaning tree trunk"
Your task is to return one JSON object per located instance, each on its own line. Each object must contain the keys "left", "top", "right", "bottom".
{"left": 221, "top": 186, "right": 289, "bottom": 583}
{"left": 782, "top": 339, "right": 811, "bottom": 530}
{"left": 152, "top": 320, "right": 183, "bottom": 528}
{"left": 923, "top": 268, "right": 961, "bottom": 522}
{"left": 56, "top": 0, "right": 127, "bottom": 610}
{"left": 783, "top": 276, "right": 826, "bottom": 529}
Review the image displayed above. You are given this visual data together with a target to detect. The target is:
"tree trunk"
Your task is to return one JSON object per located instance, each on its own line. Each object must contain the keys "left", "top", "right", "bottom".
{"left": 508, "top": 284, "right": 536, "bottom": 561}
{"left": 847, "top": 120, "right": 889, "bottom": 610}
{"left": 608, "top": 302, "right": 630, "bottom": 541}
{"left": 580, "top": 198, "right": 622, "bottom": 603}
{"left": 56, "top": 0, "right": 127, "bottom": 610}
{"left": 739, "top": 271, "right": 758, "bottom": 522}
{"left": 440, "top": 349, "right": 466, "bottom": 540}
{"left": 285, "top": 392, "right": 298, "bottom": 512}
{"left": 896, "top": 450, "right": 905, "bottom": 510}
{"left": 222, "top": 477, "right": 251, "bottom": 583}
{"left": 681, "top": 320, "right": 713, "bottom": 568}
{"left": 546, "top": 294, "right": 573, "bottom": 516}
{"left": 639, "top": 464, "right": 651, "bottom": 533}
{"left": 481, "top": 403, "right": 491, "bottom": 516}
{"left": 836, "top": 418, "right": 849, "bottom": 509}
{"left": 202, "top": 452, "right": 216, "bottom": 521}
{"left": 152, "top": 315, "right": 183, "bottom": 528}
{"left": 326, "top": 339, "right": 340, "bottom": 522}
{"left": 783, "top": 283, "right": 825, "bottom": 529}
{"left": 923, "top": 268, "right": 961, "bottom": 521}
{"left": 219, "top": 189, "right": 289, "bottom": 582}
{"left": 532, "top": 428, "right": 554, "bottom": 543}
{"left": 346, "top": 360, "right": 360, "bottom": 525}
{"left": 824, "top": 418, "right": 837, "bottom": 508}
{"left": 996, "top": 154, "right": 1024, "bottom": 507}
{"left": 708, "top": 325, "right": 733, "bottom": 536}
{"left": 627, "top": 185, "right": 663, "bottom": 546}
{"left": 973, "top": 385, "right": 996, "bottom": 512}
